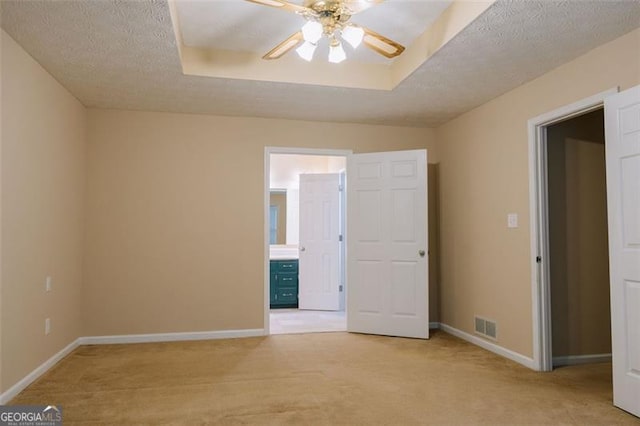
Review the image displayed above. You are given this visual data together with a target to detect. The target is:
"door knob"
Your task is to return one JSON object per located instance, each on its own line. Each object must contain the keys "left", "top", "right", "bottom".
{"left": 419, "top": 250, "right": 426, "bottom": 257}
{"left": 300, "top": 246, "right": 306, "bottom": 252}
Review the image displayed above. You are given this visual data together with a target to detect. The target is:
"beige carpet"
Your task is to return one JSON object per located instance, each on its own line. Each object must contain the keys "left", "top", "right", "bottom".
{"left": 10, "top": 331, "right": 638, "bottom": 425}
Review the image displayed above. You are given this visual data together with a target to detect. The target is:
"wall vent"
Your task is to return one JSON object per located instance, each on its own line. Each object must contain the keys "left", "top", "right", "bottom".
{"left": 474, "top": 316, "right": 497, "bottom": 340}
{"left": 485, "top": 320, "right": 497, "bottom": 339}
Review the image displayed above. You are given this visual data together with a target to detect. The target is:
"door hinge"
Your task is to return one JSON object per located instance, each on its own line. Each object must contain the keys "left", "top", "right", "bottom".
{"left": 339, "top": 234, "right": 343, "bottom": 242}
{"left": 339, "top": 285, "right": 343, "bottom": 292}
{"left": 338, "top": 184, "right": 344, "bottom": 192}
{"left": 536, "top": 256, "right": 542, "bottom": 264}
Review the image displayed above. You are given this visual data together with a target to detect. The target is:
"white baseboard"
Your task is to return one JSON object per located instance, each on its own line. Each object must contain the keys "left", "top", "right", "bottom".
{"left": 0, "top": 338, "right": 81, "bottom": 404}
{"left": 553, "top": 353, "right": 612, "bottom": 367}
{"left": 3, "top": 324, "right": 536, "bottom": 403}
{"left": 439, "top": 323, "right": 536, "bottom": 370}
{"left": 79, "top": 328, "right": 265, "bottom": 345}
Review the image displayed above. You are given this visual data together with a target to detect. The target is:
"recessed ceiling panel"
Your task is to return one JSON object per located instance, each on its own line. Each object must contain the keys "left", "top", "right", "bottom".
{"left": 175, "top": 0, "right": 452, "bottom": 64}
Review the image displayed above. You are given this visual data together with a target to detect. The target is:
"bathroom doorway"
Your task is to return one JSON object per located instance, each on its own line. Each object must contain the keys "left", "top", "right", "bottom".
{"left": 265, "top": 148, "right": 349, "bottom": 334}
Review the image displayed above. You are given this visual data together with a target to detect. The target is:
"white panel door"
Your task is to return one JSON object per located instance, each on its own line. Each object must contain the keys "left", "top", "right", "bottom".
{"left": 605, "top": 85, "right": 640, "bottom": 418}
{"left": 299, "top": 173, "right": 341, "bottom": 311}
{"left": 347, "top": 150, "right": 428, "bottom": 339}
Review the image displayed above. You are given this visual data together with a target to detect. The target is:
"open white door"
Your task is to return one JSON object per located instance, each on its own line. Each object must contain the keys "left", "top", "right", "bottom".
{"left": 347, "top": 150, "right": 428, "bottom": 339}
{"left": 605, "top": 85, "right": 640, "bottom": 418}
{"left": 298, "top": 173, "right": 341, "bottom": 311}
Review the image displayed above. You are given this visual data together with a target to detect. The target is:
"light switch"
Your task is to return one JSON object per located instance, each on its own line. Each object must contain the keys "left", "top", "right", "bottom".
{"left": 507, "top": 213, "right": 518, "bottom": 229}
{"left": 45, "top": 276, "right": 52, "bottom": 292}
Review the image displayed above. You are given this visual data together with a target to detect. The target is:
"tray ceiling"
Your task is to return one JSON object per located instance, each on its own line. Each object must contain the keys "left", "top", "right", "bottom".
{"left": 1, "top": 0, "right": 639, "bottom": 127}
{"left": 175, "top": 0, "right": 452, "bottom": 64}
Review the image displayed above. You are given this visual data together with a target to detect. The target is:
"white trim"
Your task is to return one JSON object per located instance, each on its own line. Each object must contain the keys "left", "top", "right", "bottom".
{"left": 0, "top": 338, "right": 81, "bottom": 404}
{"left": 527, "top": 88, "right": 618, "bottom": 372}
{"left": 429, "top": 322, "right": 440, "bottom": 330}
{"left": 264, "top": 147, "right": 352, "bottom": 335}
{"left": 439, "top": 323, "right": 536, "bottom": 370}
{"left": 552, "top": 353, "right": 612, "bottom": 367}
{"left": 79, "top": 328, "right": 265, "bottom": 345}
{"left": 267, "top": 147, "right": 353, "bottom": 157}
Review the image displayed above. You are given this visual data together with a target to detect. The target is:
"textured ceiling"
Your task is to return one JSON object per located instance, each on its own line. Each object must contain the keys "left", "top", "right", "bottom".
{"left": 1, "top": 0, "right": 639, "bottom": 127}
{"left": 175, "top": 0, "right": 452, "bottom": 64}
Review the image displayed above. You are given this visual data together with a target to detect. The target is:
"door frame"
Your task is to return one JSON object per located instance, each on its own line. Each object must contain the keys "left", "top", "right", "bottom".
{"left": 264, "top": 147, "right": 352, "bottom": 335}
{"left": 527, "top": 88, "right": 618, "bottom": 371}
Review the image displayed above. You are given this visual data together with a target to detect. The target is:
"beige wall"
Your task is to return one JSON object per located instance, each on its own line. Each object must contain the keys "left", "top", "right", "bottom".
{"left": 1, "top": 31, "right": 86, "bottom": 391}
{"left": 547, "top": 110, "right": 610, "bottom": 357}
{"left": 270, "top": 154, "right": 332, "bottom": 190}
{"left": 83, "top": 110, "right": 438, "bottom": 336}
{"left": 270, "top": 154, "right": 347, "bottom": 246}
{"left": 270, "top": 154, "right": 347, "bottom": 190}
{"left": 435, "top": 28, "right": 640, "bottom": 357}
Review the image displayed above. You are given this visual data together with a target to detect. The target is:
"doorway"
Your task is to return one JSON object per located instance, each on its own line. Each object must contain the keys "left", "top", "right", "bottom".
{"left": 530, "top": 86, "right": 640, "bottom": 417}
{"left": 265, "top": 147, "right": 430, "bottom": 339}
{"left": 528, "top": 88, "right": 617, "bottom": 371}
{"left": 264, "top": 148, "right": 351, "bottom": 335}
{"left": 546, "top": 108, "right": 611, "bottom": 367}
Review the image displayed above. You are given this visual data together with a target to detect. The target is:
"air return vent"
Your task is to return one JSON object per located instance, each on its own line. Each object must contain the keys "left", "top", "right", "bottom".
{"left": 474, "top": 316, "right": 497, "bottom": 340}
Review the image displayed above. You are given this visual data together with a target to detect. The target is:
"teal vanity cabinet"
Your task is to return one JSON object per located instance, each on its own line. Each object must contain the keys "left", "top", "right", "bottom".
{"left": 270, "top": 259, "right": 299, "bottom": 308}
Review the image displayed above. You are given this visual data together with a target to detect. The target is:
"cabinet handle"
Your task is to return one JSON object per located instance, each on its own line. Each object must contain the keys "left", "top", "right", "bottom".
{"left": 282, "top": 293, "right": 293, "bottom": 297}
{"left": 282, "top": 278, "right": 292, "bottom": 281}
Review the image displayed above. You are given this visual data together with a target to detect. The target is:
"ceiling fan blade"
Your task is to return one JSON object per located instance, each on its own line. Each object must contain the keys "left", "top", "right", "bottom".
{"left": 245, "top": 0, "right": 310, "bottom": 14}
{"left": 342, "top": 0, "right": 384, "bottom": 15}
{"left": 263, "top": 31, "right": 304, "bottom": 60}
{"left": 362, "top": 26, "right": 405, "bottom": 59}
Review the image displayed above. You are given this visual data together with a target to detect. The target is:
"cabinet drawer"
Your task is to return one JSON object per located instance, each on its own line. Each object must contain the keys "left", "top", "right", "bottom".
{"left": 277, "top": 260, "right": 298, "bottom": 272}
{"left": 277, "top": 286, "right": 298, "bottom": 303}
{"left": 277, "top": 272, "right": 297, "bottom": 286}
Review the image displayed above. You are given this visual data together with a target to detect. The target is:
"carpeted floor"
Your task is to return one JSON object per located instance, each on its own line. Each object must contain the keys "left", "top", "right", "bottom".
{"left": 10, "top": 331, "right": 639, "bottom": 425}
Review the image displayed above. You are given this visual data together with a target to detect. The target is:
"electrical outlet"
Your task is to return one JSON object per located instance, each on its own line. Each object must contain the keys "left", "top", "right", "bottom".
{"left": 45, "top": 276, "right": 52, "bottom": 292}
{"left": 45, "top": 318, "right": 51, "bottom": 335}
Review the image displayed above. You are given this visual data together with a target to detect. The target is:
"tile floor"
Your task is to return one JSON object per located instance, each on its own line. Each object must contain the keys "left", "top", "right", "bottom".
{"left": 270, "top": 309, "right": 346, "bottom": 334}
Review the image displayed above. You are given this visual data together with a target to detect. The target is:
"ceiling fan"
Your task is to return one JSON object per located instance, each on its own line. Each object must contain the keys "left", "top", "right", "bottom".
{"left": 246, "top": 0, "right": 405, "bottom": 63}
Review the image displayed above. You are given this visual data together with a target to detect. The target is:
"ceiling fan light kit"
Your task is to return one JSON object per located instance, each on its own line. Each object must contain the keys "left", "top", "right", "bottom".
{"left": 301, "top": 20, "right": 323, "bottom": 43}
{"left": 328, "top": 40, "right": 346, "bottom": 63}
{"left": 246, "top": 0, "right": 405, "bottom": 63}
{"left": 341, "top": 24, "right": 365, "bottom": 49}
{"left": 296, "top": 40, "right": 317, "bottom": 61}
